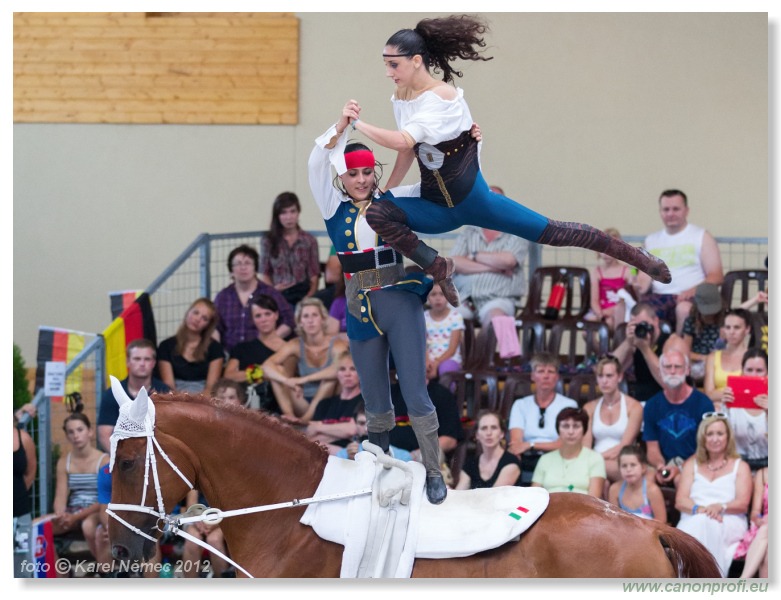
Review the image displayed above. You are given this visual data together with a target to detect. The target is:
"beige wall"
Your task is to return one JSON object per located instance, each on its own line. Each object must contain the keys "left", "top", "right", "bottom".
{"left": 12, "top": 12, "right": 768, "bottom": 363}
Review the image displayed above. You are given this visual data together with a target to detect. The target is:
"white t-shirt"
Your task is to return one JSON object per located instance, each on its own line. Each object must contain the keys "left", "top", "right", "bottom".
{"left": 424, "top": 308, "right": 465, "bottom": 364}
{"left": 508, "top": 393, "right": 579, "bottom": 443}
{"left": 645, "top": 224, "right": 706, "bottom": 294}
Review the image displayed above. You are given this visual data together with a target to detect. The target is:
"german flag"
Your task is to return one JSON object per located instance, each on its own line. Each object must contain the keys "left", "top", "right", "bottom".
{"left": 34, "top": 327, "right": 86, "bottom": 401}
{"left": 102, "top": 292, "right": 157, "bottom": 385}
{"left": 109, "top": 289, "right": 142, "bottom": 320}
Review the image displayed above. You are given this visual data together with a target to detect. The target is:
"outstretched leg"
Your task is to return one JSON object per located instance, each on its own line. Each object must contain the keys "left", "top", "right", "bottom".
{"left": 366, "top": 200, "right": 460, "bottom": 306}
{"left": 535, "top": 220, "right": 671, "bottom": 283}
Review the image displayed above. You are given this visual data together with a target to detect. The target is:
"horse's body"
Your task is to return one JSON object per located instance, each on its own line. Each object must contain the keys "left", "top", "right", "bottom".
{"left": 109, "top": 395, "right": 720, "bottom": 578}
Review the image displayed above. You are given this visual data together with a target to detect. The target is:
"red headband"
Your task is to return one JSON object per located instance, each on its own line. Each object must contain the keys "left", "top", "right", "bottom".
{"left": 344, "top": 149, "right": 375, "bottom": 170}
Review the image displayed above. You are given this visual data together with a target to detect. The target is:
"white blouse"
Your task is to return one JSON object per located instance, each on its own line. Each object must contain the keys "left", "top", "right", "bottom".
{"left": 391, "top": 87, "right": 474, "bottom": 145}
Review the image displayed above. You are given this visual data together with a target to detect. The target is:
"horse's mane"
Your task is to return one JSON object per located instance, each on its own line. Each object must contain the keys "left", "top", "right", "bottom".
{"left": 150, "top": 392, "right": 330, "bottom": 465}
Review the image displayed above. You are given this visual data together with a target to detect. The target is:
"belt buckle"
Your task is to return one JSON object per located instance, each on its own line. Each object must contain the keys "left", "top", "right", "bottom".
{"left": 375, "top": 247, "right": 396, "bottom": 269}
{"left": 358, "top": 269, "right": 381, "bottom": 289}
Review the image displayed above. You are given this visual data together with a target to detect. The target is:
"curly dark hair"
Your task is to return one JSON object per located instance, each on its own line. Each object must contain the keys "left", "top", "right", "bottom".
{"left": 385, "top": 15, "right": 493, "bottom": 83}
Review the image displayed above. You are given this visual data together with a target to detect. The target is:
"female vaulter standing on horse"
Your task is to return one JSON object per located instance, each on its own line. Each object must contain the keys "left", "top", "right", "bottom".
{"left": 347, "top": 15, "right": 671, "bottom": 306}
{"left": 308, "top": 106, "right": 447, "bottom": 505}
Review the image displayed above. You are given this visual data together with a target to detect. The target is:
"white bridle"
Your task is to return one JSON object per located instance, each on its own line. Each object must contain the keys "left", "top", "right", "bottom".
{"left": 105, "top": 377, "right": 371, "bottom": 578}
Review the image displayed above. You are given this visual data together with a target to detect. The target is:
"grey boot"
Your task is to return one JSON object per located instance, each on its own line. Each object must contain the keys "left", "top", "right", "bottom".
{"left": 366, "top": 410, "right": 395, "bottom": 454}
{"left": 409, "top": 412, "right": 447, "bottom": 505}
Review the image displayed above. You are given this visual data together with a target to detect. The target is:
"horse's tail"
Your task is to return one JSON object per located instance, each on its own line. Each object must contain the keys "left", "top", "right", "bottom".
{"left": 658, "top": 527, "right": 722, "bottom": 578}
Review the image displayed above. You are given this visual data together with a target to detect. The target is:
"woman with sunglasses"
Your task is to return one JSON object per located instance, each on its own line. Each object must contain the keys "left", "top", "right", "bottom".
{"left": 582, "top": 356, "right": 643, "bottom": 485}
{"left": 344, "top": 15, "right": 670, "bottom": 307}
{"left": 675, "top": 413, "right": 751, "bottom": 576}
{"left": 531, "top": 407, "right": 606, "bottom": 498}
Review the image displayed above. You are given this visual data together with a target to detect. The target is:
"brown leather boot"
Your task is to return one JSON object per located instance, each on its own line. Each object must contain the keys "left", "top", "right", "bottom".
{"left": 424, "top": 256, "right": 460, "bottom": 307}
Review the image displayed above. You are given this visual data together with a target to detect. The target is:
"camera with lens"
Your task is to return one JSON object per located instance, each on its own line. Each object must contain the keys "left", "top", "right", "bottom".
{"left": 634, "top": 321, "right": 653, "bottom": 339}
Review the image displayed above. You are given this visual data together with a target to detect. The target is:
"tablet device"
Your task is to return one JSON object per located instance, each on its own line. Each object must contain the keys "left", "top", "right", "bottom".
{"left": 726, "top": 375, "right": 768, "bottom": 409}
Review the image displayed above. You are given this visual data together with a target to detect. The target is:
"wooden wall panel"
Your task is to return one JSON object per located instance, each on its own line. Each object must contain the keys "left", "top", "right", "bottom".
{"left": 13, "top": 12, "right": 299, "bottom": 124}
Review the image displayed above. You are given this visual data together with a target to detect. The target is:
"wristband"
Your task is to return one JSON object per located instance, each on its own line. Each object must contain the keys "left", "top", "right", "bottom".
{"left": 352, "top": 118, "right": 360, "bottom": 130}
{"left": 692, "top": 504, "right": 699, "bottom": 515}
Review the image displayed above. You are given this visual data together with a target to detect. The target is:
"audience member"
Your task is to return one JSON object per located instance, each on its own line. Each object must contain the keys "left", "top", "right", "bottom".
{"left": 456, "top": 410, "right": 520, "bottom": 490}
{"left": 326, "top": 274, "right": 348, "bottom": 334}
{"left": 261, "top": 297, "right": 348, "bottom": 420}
{"left": 388, "top": 378, "right": 465, "bottom": 459}
{"left": 643, "top": 349, "right": 714, "bottom": 487}
{"left": 531, "top": 407, "right": 606, "bottom": 497}
{"left": 612, "top": 302, "right": 683, "bottom": 403}
{"left": 680, "top": 282, "right": 725, "bottom": 381}
{"left": 213, "top": 378, "right": 246, "bottom": 406}
{"left": 584, "top": 227, "right": 636, "bottom": 332}
{"left": 722, "top": 348, "right": 768, "bottom": 469}
{"left": 508, "top": 352, "right": 578, "bottom": 485}
{"left": 337, "top": 403, "right": 412, "bottom": 462}
{"left": 450, "top": 189, "right": 529, "bottom": 324}
{"left": 213, "top": 244, "right": 294, "bottom": 352}
{"left": 424, "top": 281, "right": 465, "bottom": 380}
{"left": 313, "top": 246, "right": 343, "bottom": 310}
{"left": 737, "top": 466, "right": 769, "bottom": 579}
{"left": 636, "top": 189, "right": 724, "bottom": 335}
{"left": 97, "top": 339, "right": 170, "bottom": 452}
{"left": 13, "top": 414, "right": 37, "bottom": 578}
{"left": 259, "top": 191, "right": 321, "bottom": 307}
{"left": 304, "top": 351, "right": 364, "bottom": 454}
{"left": 675, "top": 413, "right": 751, "bottom": 577}
{"left": 608, "top": 445, "right": 667, "bottom": 522}
{"left": 48, "top": 413, "right": 109, "bottom": 561}
{"left": 180, "top": 489, "right": 231, "bottom": 578}
{"left": 157, "top": 298, "right": 224, "bottom": 395}
{"left": 582, "top": 356, "right": 643, "bottom": 484}
{"left": 704, "top": 308, "right": 752, "bottom": 411}
{"left": 223, "top": 294, "right": 287, "bottom": 412}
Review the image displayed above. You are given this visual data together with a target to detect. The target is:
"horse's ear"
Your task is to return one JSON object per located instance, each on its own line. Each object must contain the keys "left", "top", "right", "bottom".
{"left": 111, "top": 375, "right": 131, "bottom": 407}
{"left": 129, "top": 386, "right": 150, "bottom": 422}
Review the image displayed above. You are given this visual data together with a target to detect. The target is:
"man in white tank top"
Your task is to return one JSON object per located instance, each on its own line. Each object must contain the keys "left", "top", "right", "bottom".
{"left": 635, "top": 190, "right": 723, "bottom": 336}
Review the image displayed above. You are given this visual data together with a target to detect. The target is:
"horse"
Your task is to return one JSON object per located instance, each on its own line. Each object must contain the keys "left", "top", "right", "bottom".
{"left": 108, "top": 392, "right": 720, "bottom": 578}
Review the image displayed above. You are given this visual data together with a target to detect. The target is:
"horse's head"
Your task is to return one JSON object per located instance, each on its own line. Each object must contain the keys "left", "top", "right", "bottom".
{"left": 107, "top": 377, "right": 193, "bottom": 562}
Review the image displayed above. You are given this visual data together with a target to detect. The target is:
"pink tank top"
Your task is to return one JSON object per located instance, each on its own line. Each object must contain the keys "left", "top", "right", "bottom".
{"left": 598, "top": 266, "right": 628, "bottom": 309}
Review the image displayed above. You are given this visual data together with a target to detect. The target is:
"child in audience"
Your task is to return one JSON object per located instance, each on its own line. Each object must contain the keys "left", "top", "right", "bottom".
{"left": 608, "top": 445, "right": 667, "bottom": 523}
{"left": 213, "top": 379, "right": 246, "bottom": 407}
{"left": 424, "top": 281, "right": 465, "bottom": 380}
{"left": 585, "top": 228, "right": 635, "bottom": 332}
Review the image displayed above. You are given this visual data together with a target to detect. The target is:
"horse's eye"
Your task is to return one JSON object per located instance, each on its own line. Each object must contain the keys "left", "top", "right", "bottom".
{"left": 120, "top": 459, "right": 135, "bottom": 471}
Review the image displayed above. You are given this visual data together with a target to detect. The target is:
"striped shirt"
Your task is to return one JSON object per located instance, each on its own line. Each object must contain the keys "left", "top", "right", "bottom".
{"left": 66, "top": 452, "right": 107, "bottom": 510}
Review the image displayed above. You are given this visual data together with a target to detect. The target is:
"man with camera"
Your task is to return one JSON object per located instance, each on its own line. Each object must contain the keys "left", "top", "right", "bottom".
{"left": 612, "top": 302, "right": 686, "bottom": 402}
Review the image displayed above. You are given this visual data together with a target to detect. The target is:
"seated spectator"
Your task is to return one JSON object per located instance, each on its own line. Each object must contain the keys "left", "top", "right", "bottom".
{"left": 304, "top": 351, "right": 364, "bottom": 454}
{"left": 508, "top": 352, "right": 578, "bottom": 486}
{"left": 213, "top": 378, "right": 246, "bottom": 407}
{"left": 737, "top": 466, "right": 769, "bottom": 579}
{"left": 222, "top": 294, "right": 288, "bottom": 413}
{"left": 612, "top": 302, "right": 685, "bottom": 403}
{"left": 675, "top": 413, "right": 751, "bottom": 577}
{"left": 48, "top": 413, "right": 109, "bottom": 561}
{"left": 704, "top": 308, "right": 752, "bottom": 411}
{"left": 259, "top": 191, "right": 321, "bottom": 307}
{"left": 213, "top": 244, "right": 294, "bottom": 352}
{"left": 180, "top": 489, "right": 232, "bottom": 578}
{"left": 450, "top": 195, "right": 530, "bottom": 325}
{"left": 326, "top": 273, "right": 347, "bottom": 335}
{"left": 643, "top": 350, "right": 714, "bottom": 487}
{"left": 456, "top": 410, "right": 520, "bottom": 490}
{"left": 584, "top": 227, "right": 636, "bottom": 333}
{"left": 680, "top": 282, "right": 725, "bottom": 381}
{"left": 607, "top": 445, "right": 667, "bottom": 523}
{"left": 261, "top": 297, "right": 348, "bottom": 420}
{"left": 722, "top": 348, "right": 768, "bottom": 470}
{"left": 313, "top": 246, "right": 343, "bottom": 310}
{"left": 388, "top": 378, "right": 465, "bottom": 461}
{"left": 424, "top": 281, "right": 465, "bottom": 380}
{"left": 13, "top": 413, "right": 37, "bottom": 579}
{"left": 531, "top": 407, "right": 606, "bottom": 497}
{"left": 157, "top": 298, "right": 224, "bottom": 395}
{"left": 582, "top": 356, "right": 643, "bottom": 484}
{"left": 97, "top": 339, "right": 170, "bottom": 452}
{"left": 635, "top": 189, "right": 724, "bottom": 335}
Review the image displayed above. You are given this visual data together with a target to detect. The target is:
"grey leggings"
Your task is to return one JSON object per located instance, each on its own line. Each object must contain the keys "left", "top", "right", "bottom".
{"left": 349, "top": 288, "right": 435, "bottom": 419}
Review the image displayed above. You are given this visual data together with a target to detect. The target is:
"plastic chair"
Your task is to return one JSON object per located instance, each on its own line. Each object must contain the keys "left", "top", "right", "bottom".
{"left": 721, "top": 269, "right": 768, "bottom": 312}
{"left": 547, "top": 319, "right": 610, "bottom": 371}
{"left": 563, "top": 373, "right": 601, "bottom": 407}
{"left": 438, "top": 369, "right": 500, "bottom": 424}
{"left": 496, "top": 372, "right": 533, "bottom": 421}
{"left": 519, "top": 266, "right": 591, "bottom": 325}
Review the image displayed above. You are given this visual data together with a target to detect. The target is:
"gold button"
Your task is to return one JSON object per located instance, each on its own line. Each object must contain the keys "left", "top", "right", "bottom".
{"left": 349, "top": 208, "right": 357, "bottom": 213}
{"left": 360, "top": 307, "right": 366, "bottom": 313}
{"left": 345, "top": 230, "right": 352, "bottom": 236}
{"left": 362, "top": 317, "right": 369, "bottom": 323}
{"left": 454, "top": 148, "right": 458, "bottom": 152}
{"left": 348, "top": 243, "right": 355, "bottom": 249}
{"left": 357, "top": 293, "right": 364, "bottom": 299}
{"left": 345, "top": 217, "right": 352, "bottom": 223}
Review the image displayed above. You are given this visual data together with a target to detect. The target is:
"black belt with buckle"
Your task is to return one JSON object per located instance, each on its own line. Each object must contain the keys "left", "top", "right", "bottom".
{"left": 338, "top": 247, "right": 400, "bottom": 273}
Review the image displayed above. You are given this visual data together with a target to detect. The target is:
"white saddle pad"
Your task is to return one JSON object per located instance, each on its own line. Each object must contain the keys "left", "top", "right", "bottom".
{"left": 300, "top": 451, "right": 549, "bottom": 576}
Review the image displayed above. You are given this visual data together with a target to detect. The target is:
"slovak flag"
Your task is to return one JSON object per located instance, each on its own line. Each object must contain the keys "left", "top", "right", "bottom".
{"left": 32, "top": 516, "right": 57, "bottom": 578}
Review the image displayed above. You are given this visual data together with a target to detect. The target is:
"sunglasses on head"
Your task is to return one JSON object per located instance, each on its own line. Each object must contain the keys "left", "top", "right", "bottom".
{"left": 702, "top": 411, "right": 728, "bottom": 420}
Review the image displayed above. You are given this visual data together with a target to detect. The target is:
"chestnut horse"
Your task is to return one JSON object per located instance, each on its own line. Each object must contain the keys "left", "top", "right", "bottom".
{"left": 109, "top": 394, "right": 720, "bottom": 578}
